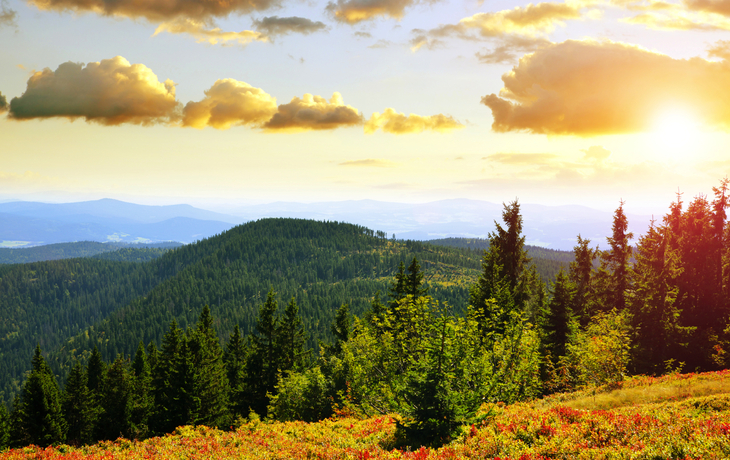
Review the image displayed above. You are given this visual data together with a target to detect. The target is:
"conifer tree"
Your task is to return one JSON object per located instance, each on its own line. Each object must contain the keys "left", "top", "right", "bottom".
{"left": 62, "top": 362, "right": 95, "bottom": 446}
{"left": 188, "top": 305, "right": 230, "bottom": 428}
{"left": 330, "top": 303, "right": 351, "bottom": 356}
{"left": 130, "top": 342, "right": 153, "bottom": 439}
{"left": 405, "top": 257, "right": 429, "bottom": 299}
{"left": 95, "top": 356, "right": 132, "bottom": 441}
{"left": 244, "top": 289, "right": 280, "bottom": 417}
{"left": 224, "top": 325, "right": 248, "bottom": 419}
{"left": 470, "top": 200, "right": 538, "bottom": 332}
{"left": 568, "top": 235, "right": 596, "bottom": 325}
{"left": 543, "top": 269, "right": 575, "bottom": 362}
{"left": 277, "top": 297, "right": 307, "bottom": 373}
{"left": 86, "top": 346, "right": 106, "bottom": 397}
{"left": 151, "top": 320, "right": 188, "bottom": 434}
{"left": 594, "top": 201, "right": 633, "bottom": 313}
{"left": 9, "top": 395, "right": 27, "bottom": 448}
{"left": 18, "top": 346, "right": 65, "bottom": 447}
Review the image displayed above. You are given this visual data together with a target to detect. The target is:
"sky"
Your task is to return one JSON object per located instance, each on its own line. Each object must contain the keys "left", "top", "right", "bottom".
{"left": 1, "top": 0, "right": 730, "bottom": 214}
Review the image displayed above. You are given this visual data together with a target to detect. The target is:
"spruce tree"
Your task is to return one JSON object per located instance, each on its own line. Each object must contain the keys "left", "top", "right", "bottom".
{"left": 595, "top": 201, "right": 633, "bottom": 312}
{"left": 224, "top": 325, "right": 248, "bottom": 420}
{"left": 62, "top": 362, "right": 95, "bottom": 446}
{"left": 19, "top": 346, "right": 65, "bottom": 447}
{"left": 188, "top": 306, "right": 230, "bottom": 428}
{"left": 151, "top": 320, "right": 187, "bottom": 434}
{"left": 0, "top": 401, "right": 10, "bottom": 450}
{"left": 130, "top": 342, "right": 153, "bottom": 439}
{"left": 277, "top": 297, "right": 307, "bottom": 373}
{"left": 95, "top": 356, "right": 132, "bottom": 441}
{"left": 244, "top": 289, "right": 279, "bottom": 417}
{"left": 543, "top": 269, "right": 575, "bottom": 362}
{"left": 568, "top": 235, "right": 596, "bottom": 325}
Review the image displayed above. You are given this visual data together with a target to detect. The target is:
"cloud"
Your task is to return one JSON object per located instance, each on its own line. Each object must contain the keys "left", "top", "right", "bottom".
{"left": 9, "top": 56, "right": 180, "bottom": 125}
{"left": 481, "top": 39, "right": 730, "bottom": 135}
{"left": 0, "top": 92, "right": 7, "bottom": 114}
{"left": 623, "top": 10, "right": 730, "bottom": 30}
{"left": 581, "top": 145, "right": 611, "bottom": 161}
{"left": 684, "top": 0, "right": 730, "bottom": 16}
{"left": 326, "top": 0, "right": 424, "bottom": 24}
{"left": 182, "top": 79, "right": 278, "bottom": 129}
{"left": 263, "top": 92, "right": 363, "bottom": 131}
{"left": 0, "top": 0, "right": 17, "bottom": 29}
{"left": 484, "top": 153, "right": 558, "bottom": 164}
{"left": 153, "top": 19, "right": 267, "bottom": 45}
{"left": 410, "top": 1, "right": 593, "bottom": 51}
{"left": 339, "top": 158, "right": 397, "bottom": 167}
{"left": 708, "top": 40, "right": 730, "bottom": 60}
{"left": 354, "top": 31, "right": 373, "bottom": 38}
{"left": 252, "top": 16, "right": 327, "bottom": 38}
{"left": 475, "top": 36, "right": 552, "bottom": 64}
{"left": 364, "top": 108, "right": 464, "bottom": 134}
{"left": 27, "top": 0, "right": 279, "bottom": 22}
{"left": 368, "top": 39, "right": 393, "bottom": 48}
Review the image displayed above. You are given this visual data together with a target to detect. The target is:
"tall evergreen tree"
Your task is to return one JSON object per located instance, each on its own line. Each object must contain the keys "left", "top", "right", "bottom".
{"left": 150, "top": 320, "right": 188, "bottom": 434}
{"left": 188, "top": 305, "right": 230, "bottom": 428}
{"left": 130, "top": 342, "right": 153, "bottom": 439}
{"left": 277, "top": 298, "right": 308, "bottom": 373}
{"left": 543, "top": 269, "right": 575, "bottom": 362}
{"left": 594, "top": 201, "right": 633, "bottom": 313}
{"left": 95, "top": 356, "right": 132, "bottom": 441}
{"left": 224, "top": 325, "right": 248, "bottom": 420}
{"left": 62, "top": 362, "right": 95, "bottom": 446}
{"left": 470, "top": 200, "right": 539, "bottom": 332}
{"left": 405, "top": 257, "right": 429, "bottom": 299}
{"left": 86, "top": 346, "right": 106, "bottom": 397}
{"left": 18, "top": 346, "right": 65, "bottom": 447}
{"left": 244, "top": 289, "right": 280, "bottom": 417}
{"left": 568, "top": 235, "right": 596, "bottom": 325}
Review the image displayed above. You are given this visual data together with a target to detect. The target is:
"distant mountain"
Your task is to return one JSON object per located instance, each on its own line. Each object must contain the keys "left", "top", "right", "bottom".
{"left": 0, "top": 199, "right": 241, "bottom": 246}
{"left": 0, "top": 241, "right": 182, "bottom": 264}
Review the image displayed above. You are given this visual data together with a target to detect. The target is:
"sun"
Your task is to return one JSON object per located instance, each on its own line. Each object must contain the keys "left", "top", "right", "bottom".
{"left": 649, "top": 108, "right": 703, "bottom": 160}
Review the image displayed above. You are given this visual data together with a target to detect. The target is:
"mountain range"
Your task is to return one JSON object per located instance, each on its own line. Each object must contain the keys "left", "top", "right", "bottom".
{"left": 0, "top": 198, "right": 652, "bottom": 250}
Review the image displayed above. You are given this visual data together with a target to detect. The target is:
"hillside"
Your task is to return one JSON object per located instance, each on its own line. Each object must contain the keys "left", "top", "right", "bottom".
{"left": 3, "top": 370, "right": 730, "bottom": 459}
{"left": 0, "top": 241, "right": 181, "bottom": 264}
{"left": 428, "top": 237, "right": 574, "bottom": 282}
{"left": 2, "top": 218, "right": 520, "bottom": 404}
{"left": 47, "top": 219, "right": 485, "bottom": 379}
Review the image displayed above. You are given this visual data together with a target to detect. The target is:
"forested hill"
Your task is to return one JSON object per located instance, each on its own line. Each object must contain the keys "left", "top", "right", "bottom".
{"left": 0, "top": 241, "right": 182, "bottom": 264}
{"left": 47, "top": 219, "right": 483, "bottom": 379}
{"left": 2, "top": 218, "right": 525, "bottom": 404}
{"left": 428, "top": 237, "right": 573, "bottom": 282}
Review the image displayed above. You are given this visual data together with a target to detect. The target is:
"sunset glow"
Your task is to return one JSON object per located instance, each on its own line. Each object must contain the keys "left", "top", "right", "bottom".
{"left": 0, "top": 0, "right": 729, "bottom": 212}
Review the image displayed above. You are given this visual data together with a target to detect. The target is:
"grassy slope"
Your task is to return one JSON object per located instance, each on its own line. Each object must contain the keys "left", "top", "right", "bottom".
{"left": 5, "top": 371, "right": 730, "bottom": 459}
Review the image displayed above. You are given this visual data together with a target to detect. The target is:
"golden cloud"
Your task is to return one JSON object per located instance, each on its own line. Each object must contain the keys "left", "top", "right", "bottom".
{"left": 263, "top": 93, "right": 363, "bottom": 131}
{"left": 0, "top": 0, "right": 16, "bottom": 28}
{"left": 411, "top": 1, "right": 592, "bottom": 51}
{"left": 252, "top": 16, "right": 328, "bottom": 38}
{"left": 326, "top": 0, "right": 418, "bottom": 24}
{"left": 154, "top": 19, "right": 267, "bottom": 45}
{"left": 581, "top": 145, "right": 611, "bottom": 161}
{"left": 339, "top": 159, "right": 397, "bottom": 167}
{"left": 364, "top": 108, "right": 464, "bottom": 134}
{"left": 182, "top": 79, "right": 278, "bottom": 129}
{"left": 8, "top": 56, "right": 180, "bottom": 125}
{"left": 684, "top": 0, "right": 730, "bottom": 16}
{"left": 623, "top": 10, "right": 730, "bottom": 30}
{"left": 481, "top": 39, "right": 730, "bottom": 135}
{"left": 28, "top": 0, "right": 279, "bottom": 22}
{"left": 476, "top": 36, "right": 552, "bottom": 64}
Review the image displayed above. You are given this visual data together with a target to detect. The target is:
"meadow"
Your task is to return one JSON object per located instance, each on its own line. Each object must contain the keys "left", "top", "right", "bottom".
{"left": 4, "top": 370, "right": 730, "bottom": 460}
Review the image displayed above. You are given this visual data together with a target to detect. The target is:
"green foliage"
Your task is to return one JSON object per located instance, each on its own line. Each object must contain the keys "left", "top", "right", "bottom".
{"left": 0, "top": 401, "right": 8, "bottom": 450}
{"left": 267, "top": 366, "right": 332, "bottom": 422}
{"left": 95, "top": 356, "right": 132, "bottom": 440}
{"left": 566, "top": 310, "right": 632, "bottom": 388}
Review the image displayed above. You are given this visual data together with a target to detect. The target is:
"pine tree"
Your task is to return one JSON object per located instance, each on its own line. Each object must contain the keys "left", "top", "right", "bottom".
{"left": 224, "top": 325, "right": 248, "bottom": 420}
{"left": 95, "top": 356, "right": 132, "bottom": 441}
{"left": 19, "top": 346, "right": 65, "bottom": 447}
{"left": 405, "top": 257, "right": 429, "bottom": 299}
{"left": 330, "top": 303, "right": 351, "bottom": 356}
{"left": 9, "top": 395, "right": 27, "bottom": 448}
{"left": 595, "top": 201, "right": 633, "bottom": 312}
{"left": 277, "top": 297, "right": 307, "bottom": 373}
{"left": 244, "top": 289, "right": 279, "bottom": 417}
{"left": 568, "top": 235, "right": 597, "bottom": 325}
{"left": 150, "top": 320, "right": 187, "bottom": 434}
{"left": 62, "top": 362, "right": 95, "bottom": 446}
{"left": 543, "top": 269, "right": 575, "bottom": 362}
{"left": 470, "top": 200, "right": 538, "bottom": 333}
{"left": 130, "top": 342, "right": 153, "bottom": 439}
{"left": 86, "top": 346, "right": 106, "bottom": 397}
{"left": 188, "top": 305, "right": 230, "bottom": 428}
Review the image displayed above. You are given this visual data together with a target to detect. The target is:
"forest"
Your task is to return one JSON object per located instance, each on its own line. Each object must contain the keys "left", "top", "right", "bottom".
{"left": 1, "top": 180, "right": 730, "bottom": 451}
